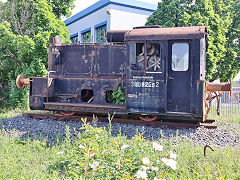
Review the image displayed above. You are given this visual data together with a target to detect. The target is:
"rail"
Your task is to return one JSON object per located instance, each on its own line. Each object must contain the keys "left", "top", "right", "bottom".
{"left": 23, "top": 113, "right": 217, "bottom": 129}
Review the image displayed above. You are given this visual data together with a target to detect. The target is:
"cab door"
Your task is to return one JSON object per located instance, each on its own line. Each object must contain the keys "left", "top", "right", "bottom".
{"left": 126, "top": 41, "right": 166, "bottom": 113}
{"left": 167, "top": 42, "right": 191, "bottom": 112}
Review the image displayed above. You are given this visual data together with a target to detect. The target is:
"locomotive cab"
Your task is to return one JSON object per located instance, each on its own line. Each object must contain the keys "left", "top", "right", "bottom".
{"left": 124, "top": 26, "right": 207, "bottom": 120}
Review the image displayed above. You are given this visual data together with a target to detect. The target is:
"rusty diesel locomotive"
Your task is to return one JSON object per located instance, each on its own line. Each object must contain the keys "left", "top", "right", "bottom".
{"left": 16, "top": 26, "right": 232, "bottom": 122}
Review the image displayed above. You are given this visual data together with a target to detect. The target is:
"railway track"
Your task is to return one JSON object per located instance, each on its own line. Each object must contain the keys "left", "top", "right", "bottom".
{"left": 23, "top": 113, "right": 217, "bottom": 129}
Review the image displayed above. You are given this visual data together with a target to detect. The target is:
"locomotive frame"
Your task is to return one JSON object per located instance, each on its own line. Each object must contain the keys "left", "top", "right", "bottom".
{"left": 16, "top": 26, "right": 232, "bottom": 122}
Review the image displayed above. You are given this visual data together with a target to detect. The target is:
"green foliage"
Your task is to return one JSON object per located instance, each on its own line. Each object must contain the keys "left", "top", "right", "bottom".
{"left": 0, "top": 21, "right": 49, "bottom": 107}
{"left": 0, "top": 0, "right": 70, "bottom": 108}
{"left": 146, "top": 0, "right": 240, "bottom": 81}
{"left": 106, "top": 85, "right": 126, "bottom": 105}
{"left": 47, "top": 0, "right": 75, "bottom": 19}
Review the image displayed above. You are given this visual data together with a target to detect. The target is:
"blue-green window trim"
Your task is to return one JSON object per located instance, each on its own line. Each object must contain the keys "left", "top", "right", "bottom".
{"left": 95, "top": 21, "right": 107, "bottom": 43}
{"left": 70, "top": 33, "right": 78, "bottom": 43}
{"left": 81, "top": 28, "right": 91, "bottom": 43}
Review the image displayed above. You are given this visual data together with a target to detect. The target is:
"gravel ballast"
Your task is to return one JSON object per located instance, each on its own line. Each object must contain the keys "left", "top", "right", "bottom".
{"left": 0, "top": 115, "right": 239, "bottom": 147}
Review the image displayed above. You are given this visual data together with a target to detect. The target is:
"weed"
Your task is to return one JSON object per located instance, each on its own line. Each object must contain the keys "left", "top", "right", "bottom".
{"left": 107, "top": 112, "right": 115, "bottom": 135}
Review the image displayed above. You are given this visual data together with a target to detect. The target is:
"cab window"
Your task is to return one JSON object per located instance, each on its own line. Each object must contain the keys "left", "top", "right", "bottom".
{"left": 130, "top": 43, "right": 144, "bottom": 70}
{"left": 172, "top": 43, "right": 189, "bottom": 71}
{"left": 146, "top": 43, "right": 161, "bottom": 72}
{"left": 130, "top": 43, "right": 162, "bottom": 72}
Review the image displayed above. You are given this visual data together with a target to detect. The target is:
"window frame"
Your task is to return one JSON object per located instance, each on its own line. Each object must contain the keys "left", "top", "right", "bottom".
{"left": 94, "top": 21, "right": 107, "bottom": 43}
{"left": 81, "top": 27, "right": 91, "bottom": 43}
{"left": 70, "top": 33, "right": 78, "bottom": 43}
{"left": 129, "top": 42, "right": 145, "bottom": 72}
{"left": 171, "top": 42, "right": 190, "bottom": 72}
{"left": 129, "top": 41, "right": 163, "bottom": 73}
{"left": 146, "top": 42, "right": 163, "bottom": 73}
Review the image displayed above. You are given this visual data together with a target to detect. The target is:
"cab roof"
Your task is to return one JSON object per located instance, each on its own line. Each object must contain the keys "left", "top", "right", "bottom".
{"left": 124, "top": 26, "right": 207, "bottom": 41}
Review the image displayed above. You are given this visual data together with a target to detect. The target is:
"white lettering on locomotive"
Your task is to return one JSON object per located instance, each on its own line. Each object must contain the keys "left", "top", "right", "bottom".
{"left": 130, "top": 81, "right": 160, "bottom": 88}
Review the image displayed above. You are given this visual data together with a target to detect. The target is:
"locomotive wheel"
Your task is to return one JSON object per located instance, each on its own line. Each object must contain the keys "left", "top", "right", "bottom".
{"left": 139, "top": 115, "right": 157, "bottom": 121}
{"left": 60, "top": 111, "right": 75, "bottom": 116}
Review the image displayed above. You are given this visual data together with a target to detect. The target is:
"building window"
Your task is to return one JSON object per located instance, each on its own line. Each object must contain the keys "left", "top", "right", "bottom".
{"left": 172, "top": 43, "right": 189, "bottom": 71}
{"left": 95, "top": 21, "right": 107, "bottom": 43}
{"left": 70, "top": 33, "right": 78, "bottom": 43}
{"left": 81, "top": 28, "right": 91, "bottom": 43}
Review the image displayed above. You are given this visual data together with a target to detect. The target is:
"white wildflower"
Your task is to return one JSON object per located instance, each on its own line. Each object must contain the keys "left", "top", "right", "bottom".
{"left": 135, "top": 170, "right": 148, "bottom": 179}
{"left": 170, "top": 151, "right": 177, "bottom": 160}
{"left": 78, "top": 144, "right": 85, "bottom": 149}
{"left": 142, "top": 157, "right": 150, "bottom": 165}
{"left": 57, "top": 151, "right": 64, "bottom": 155}
{"left": 121, "top": 144, "right": 130, "bottom": 151}
{"left": 161, "top": 158, "right": 177, "bottom": 170}
{"left": 141, "top": 166, "right": 149, "bottom": 171}
{"left": 152, "top": 142, "right": 163, "bottom": 151}
{"left": 90, "top": 161, "right": 100, "bottom": 170}
{"left": 152, "top": 166, "right": 159, "bottom": 171}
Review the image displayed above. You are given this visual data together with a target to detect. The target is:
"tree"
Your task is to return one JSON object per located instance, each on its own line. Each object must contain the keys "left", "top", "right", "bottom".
{"left": 48, "top": 0, "right": 75, "bottom": 19}
{"left": 2, "top": 0, "right": 70, "bottom": 39}
{"left": 146, "top": 0, "right": 240, "bottom": 81}
{"left": 0, "top": 0, "right": 70, "bottom": 108}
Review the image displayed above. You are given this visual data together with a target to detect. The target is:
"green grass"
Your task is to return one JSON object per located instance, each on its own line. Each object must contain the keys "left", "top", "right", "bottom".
{"left": 0, "top": 115, "right": 239, "bottom": 179}
{"left": 0, "top": 109, "right": 23, "bottom": 121}
{"left": 208, "top": 105, "right": 240, "bottom": 125}
{"left": 0, "top": 109, "right": 55, "bottom": 121}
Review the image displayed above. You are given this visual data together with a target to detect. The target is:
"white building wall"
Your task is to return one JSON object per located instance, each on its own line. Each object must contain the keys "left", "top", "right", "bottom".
{"left": 109, "top": 5, "right": 153, "bottom": 30}
{"left": 67, "top": 5, "right": 111, "bottom": 42}
{"left": 65, "top": 1, "right": 157, "bottom": 43}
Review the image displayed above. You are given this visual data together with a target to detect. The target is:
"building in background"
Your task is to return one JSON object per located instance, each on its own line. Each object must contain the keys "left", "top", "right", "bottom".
{"left": 64, "top": 0, "right": 157, "bottom": 43}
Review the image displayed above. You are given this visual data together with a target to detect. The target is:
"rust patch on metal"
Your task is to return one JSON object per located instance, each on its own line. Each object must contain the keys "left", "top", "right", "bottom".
{"left": 139, "top": 115, "right": 157, "bottom": 121}
{"left": 206, "top": 80, "right": 232, "bottom": 95}
{"left": 60, "top": 111, "right": 75, "bottom": 116}
{"left": 125, "top": 26, "right": 206, "bottom": 41}
{"left": 43, "top": 84, "right": 47, "bottom": 97}
{"left": 34, "top": 97, "right": 38, "bottom": 106}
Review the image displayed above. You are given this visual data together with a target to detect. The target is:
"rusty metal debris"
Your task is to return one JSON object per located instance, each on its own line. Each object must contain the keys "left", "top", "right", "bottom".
{"left": 204, "top": 145, "right": 214, "bottom": 157}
